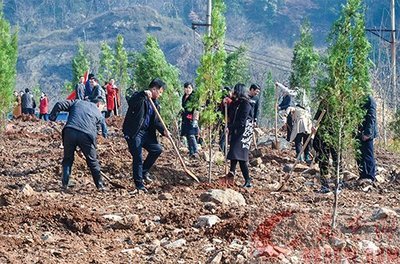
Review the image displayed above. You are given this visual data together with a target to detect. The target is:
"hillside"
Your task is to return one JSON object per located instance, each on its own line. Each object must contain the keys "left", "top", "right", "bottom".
{"left": 4, "top": 0, "right": 399, "bottom": 101}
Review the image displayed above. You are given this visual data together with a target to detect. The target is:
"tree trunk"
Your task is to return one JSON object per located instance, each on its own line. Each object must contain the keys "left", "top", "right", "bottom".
{"left": 208, "top": 125, "right": 212, "bottom": 183}
{"left": 332, "top": 121, "right": 343, "bottom": 229}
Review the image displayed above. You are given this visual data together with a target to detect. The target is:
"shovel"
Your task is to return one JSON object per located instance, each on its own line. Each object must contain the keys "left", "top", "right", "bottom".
{"left": 148, "top": 99, "right": 199, "bottom": 183}
{"left": 276, "top": 109, "right": 326, "bottom": 191}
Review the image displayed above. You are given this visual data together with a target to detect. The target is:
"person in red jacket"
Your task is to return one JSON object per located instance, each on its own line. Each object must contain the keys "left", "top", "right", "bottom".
{"left": 106, "top": 79, "right": 117, "bottom": 118}
{"left": 39, "top": 92, "right": 49, "bottom": 121}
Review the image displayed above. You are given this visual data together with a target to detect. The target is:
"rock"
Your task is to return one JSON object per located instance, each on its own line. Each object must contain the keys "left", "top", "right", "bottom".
{"left": 283, "top": 164, "right": 293, "bottom": 173}
{"left": 343, "top": 171, "right": 358, "bottom": 181}
{"left": 214, "top": 151, "right": 225, "bottom": 165}
{"left": 124, "top": 214, "right": 140, "bottom": 226}
{"left": 330, "top": 237, "right": 346, "bottom": 250}
{"left": 235, "top": 254, "right": 246, "bottom": 264}
{"left": 21, "top": 184, "right": 35, "bottom": 196}
{"left": 41, "top": 232, "right": 54, "bottom": 242}
{"left": 371, "top": 207, "right": 398, "bottom": 220}
{"left": 213, "top": 238, "right": 223, "bottom": 244}
{"left": 121, "top": 247, "right": 144, "bottom": 255}
{"left": 204, "top": 202, "right": 217, "bottom": 213}
{"left": 375, "top": 174, "right": 385, "bottom": 183}
{"left": 200, "top": 189, "right": 246, "bottom": 206}
{"left": 102, "top": 214, "right": 123, "bottom": 222}
{"left": 208, "top": 251, "right": 223, "bottom": 264}
{"left": 359, "top": 240, "right": 380, "bottom": 255}
{"left": 164, "top": 239, "right": 186, "bottom": 249}
{"left": 251, "top": 149, "right": 263, "bottom": 158}
{"left": 159, "top": 193, "right": 173, "bottom": 200}
{"left": 229, "top": 239, "right": 243, "bottom": 251}
{"left": 196, "top": 215, "right": 221, "bottom": 228}
{"left": 250, "top": 157, "right": 263, "bottom": 167}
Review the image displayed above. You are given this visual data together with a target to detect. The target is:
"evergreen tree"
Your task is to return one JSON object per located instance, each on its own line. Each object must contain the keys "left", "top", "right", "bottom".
{"left": 289, "top": 20, "right": 319, "bottom": 104}
{"left": 113, "top": 34, "right": 130, "bottom": 94}
{"left": 71, "top": 41, "right": 90, "bottom": 86}
{"left": 316, "top": 0, "right": 371, "bottom": 228}
{"left": 224, "top": 45, "right": 250, "bottom": 87}
{"left": 133, "top": 35, "right": 180, "bottom": 126}
{"left": 261, "top": 71, "right": 275, "bottom": 127}
{"left": 194, "top": 0, "right": 227, "bottom": 181}
{"left": 98, "top": 42, "right": 115, "bottom": 84}
{"left": 0, "top": 8, "right": 18, "bottom": 123}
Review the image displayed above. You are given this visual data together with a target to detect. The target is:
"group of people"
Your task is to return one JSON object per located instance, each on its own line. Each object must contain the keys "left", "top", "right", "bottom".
{"left": 73, "top": 74, "right": 120, "bottom": 118}
{"left": 47, "top": 75, "right": 377, "bottom": 194}
{"left": 13, "top": 89, "right": 49, "bottom": 121}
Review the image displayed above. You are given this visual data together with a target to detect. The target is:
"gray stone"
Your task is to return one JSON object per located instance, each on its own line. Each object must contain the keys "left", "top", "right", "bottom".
{"left": 371, "top": 208, "right": 398, "bottom": 220}
{"left": 209, "top": 251, "right": 223, "bottom": 264}
{"left": 200, "top": 189, "right": 246, "bottom": 206}
{"left": 359, "top": 240, "right": 380, "bottom": 256}
{"left": 41, "top": 232, "right": 54, "bottom": 242}
{"left": 164, "top": 239, "right": 186, "bottom": 249}
{"left": 330, "top": 237, "right": 347, "bottom": 250}
{"left": 159, "top": 193, "right": 173, "bottom": 200}
{"left": 196, "top": 215, "right": 221, "bottom": 228}
{"left": 102, "top": 214, "right": 123, "bottom": 222}
{"left": 21, "top": 184, "right": 35, "bottom": 196}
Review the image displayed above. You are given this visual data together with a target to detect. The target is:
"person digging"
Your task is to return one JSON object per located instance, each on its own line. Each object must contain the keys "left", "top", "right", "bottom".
{"left": 49, "top": 97, "right": 108, "bottom": 192}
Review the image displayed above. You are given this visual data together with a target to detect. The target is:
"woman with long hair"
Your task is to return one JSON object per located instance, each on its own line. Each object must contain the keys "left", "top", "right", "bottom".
{"left": 225, "top": 83, "right": 254, "bottom": 187}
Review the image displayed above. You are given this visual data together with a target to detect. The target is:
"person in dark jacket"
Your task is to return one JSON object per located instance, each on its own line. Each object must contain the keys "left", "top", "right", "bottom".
{"left": 181, "top": 82, "right": 199, "bottom": 158}
{"left": 21, "top": 88, "right": 36, "bottom": 121}
{"left": 49, "top": 97, "right": 108, "bottom": 191}
{"left": 75, "top": 76, "right": 86, "bottom": 100}
{"left": 357, "top": 95, "right": 378, "bottom": 181}
{"left": 89, "top": 78, "right": 106, "bottom": 103}
{"left": 249, "top": 84, "right": 261, "bottom": 125}
{"left": 122, "top": 78, "right": 168, "bottom": 192}
{"left": 225, "top": 83, "right": 254, "bottom": 188}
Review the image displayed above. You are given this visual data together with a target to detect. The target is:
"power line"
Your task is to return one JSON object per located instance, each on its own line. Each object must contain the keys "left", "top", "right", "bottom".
{"left": 225, "top": 42, "right": 292, "bottom": 64}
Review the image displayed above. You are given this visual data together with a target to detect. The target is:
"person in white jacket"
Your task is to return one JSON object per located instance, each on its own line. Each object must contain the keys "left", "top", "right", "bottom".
{"left": 289, "top": 104, "right": 312, "bottom": 163}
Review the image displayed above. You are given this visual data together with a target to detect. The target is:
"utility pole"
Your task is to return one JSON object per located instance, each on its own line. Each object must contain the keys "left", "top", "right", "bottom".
{"left": 207, "top": 0, "right": 212, "bottom": 36}
{"left": 391, "top": 0, "right": 397, "bottom": 112}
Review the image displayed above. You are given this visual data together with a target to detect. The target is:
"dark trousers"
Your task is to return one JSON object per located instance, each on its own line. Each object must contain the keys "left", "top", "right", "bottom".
{"left": 186, "top": 134, "right": 198, "bottom": 155}
{"left": 126, "top": 130, "right": 162, "bottom": 187}
{"left": 357, "top": 138, "right": 376, "bottom": 181}
{"left": 39, "top": 113, "right": 48, "bottom": 121}
{"left": 313, "top": 135, "right": 339, "bottom": 187}
{"left": 286, "top": 112, "right": 293, "bottom": 141}
{"left": 62, "top": 128, "right": 102, "bottom": 188}
{"left": 230, "top": 160, "right": 250, "bottom": 182}
{"left": 294, "top": 133, "right": 310, "bottom": 160}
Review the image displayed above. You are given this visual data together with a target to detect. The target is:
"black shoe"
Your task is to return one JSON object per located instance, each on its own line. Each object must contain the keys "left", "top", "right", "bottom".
{"left": 316, "top": 186, "right": 331, "bottom": 194}
{"left": 243, "top": 179, "right": 252, "bottom": 188}
{"left": 143, "top": 172, "right": 153, "bottom": 184}
{"left": 136, "top": 185, "right": 148, "bottom": 193}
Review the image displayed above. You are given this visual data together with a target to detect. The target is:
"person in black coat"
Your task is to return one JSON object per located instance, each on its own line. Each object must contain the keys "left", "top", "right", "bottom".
{"left": 122, "top": 78, "right": 168, "bottom": 192}
{"left": 49, "top": 97, "right": 108, "bottom": 191}
{"left": 180, "top": 82, "right": 199, "bottom": 158}
{"left": 249, "top": 84, "right": 261, "bottom": 125}
{"left": 357, "top": 95, "right": 378, "bottom": 181}
{"left": 225, "top": 83, "right": 254, "bottom": 188}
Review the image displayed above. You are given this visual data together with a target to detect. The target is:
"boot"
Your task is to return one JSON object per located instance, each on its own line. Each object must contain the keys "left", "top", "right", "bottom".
{"left": 92, "top": 172, "right": 106, "bottom": 191}
{"left": 243, "top": 178, "right": 252, "bottom": 188}
{"left": 62, "top": 165, "right": 71, "bottom": 189}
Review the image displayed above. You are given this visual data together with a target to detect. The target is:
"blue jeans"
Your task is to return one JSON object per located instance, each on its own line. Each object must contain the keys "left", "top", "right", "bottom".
{"left": 126, "top": 130, "right": 162, "bottom": 187}
{"left": 186, "top": 134, "right": 198, "bottom": 155}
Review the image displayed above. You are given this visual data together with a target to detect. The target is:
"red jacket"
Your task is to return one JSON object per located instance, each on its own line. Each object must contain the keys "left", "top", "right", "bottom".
{"left": 39, "top": 97, "right": 49, "bottom": 114}
{"left": 106, "top": 83, "right": 116, "bottom": 111}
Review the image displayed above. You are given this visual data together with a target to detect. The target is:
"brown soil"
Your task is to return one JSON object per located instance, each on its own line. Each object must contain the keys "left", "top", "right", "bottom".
{"left": 1, "top": 118, "right": 400, "bottom": 263}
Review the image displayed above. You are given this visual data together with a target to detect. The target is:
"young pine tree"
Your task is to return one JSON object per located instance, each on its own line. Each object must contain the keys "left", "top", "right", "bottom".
{"left": 98, "top": 42, "right": 115, "bottom": 84}
{"left": 113, "top": 35, "right": 130, "bottom": 94}
{"left": 0, "top": 9, "right": 18, "bottom": 124}
{"left": 316, "top": 0, "right": 372, "bottom": 228}
{"left": 289, "top": 20, "right": 319, "bottom": 106}
{"left": 194, "top": 0, "right": 227, "bottom": 181}
{"left": 224, "top": 45, "right": 250, "bottom": 87}
{"left": 133, "top": 35, "right": 180, "bottom": 126}
{"left": 261, "top": 71, "right": 276, "bottom": 127}
{"left": 71, "top": 41, "right": 90, "bottom": 85}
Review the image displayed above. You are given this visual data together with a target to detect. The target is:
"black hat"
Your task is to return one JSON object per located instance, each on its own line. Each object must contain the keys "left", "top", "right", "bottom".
{"left": 250, "top": 84, "right": 261, "bottom": 91}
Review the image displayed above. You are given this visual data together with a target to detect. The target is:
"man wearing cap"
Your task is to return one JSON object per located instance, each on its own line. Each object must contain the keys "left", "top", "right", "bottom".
{"left": 49, "top": 97, "right": 108, "bottom": 191}
{"left": 123, "top": 78, "right": 168, "bottom": 192}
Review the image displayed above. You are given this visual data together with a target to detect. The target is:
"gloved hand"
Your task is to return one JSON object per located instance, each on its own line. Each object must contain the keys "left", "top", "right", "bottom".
{"left": 192, "top": 120, "right": 198, "bottom": 128}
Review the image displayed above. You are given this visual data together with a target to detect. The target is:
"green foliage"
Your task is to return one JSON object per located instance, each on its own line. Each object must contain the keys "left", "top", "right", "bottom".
{"left": 317, "top": 0, "right": 371, "bottom": 155}
{"left": 113, "top": 35, "right": 130, "bottom": 94}
{"left": 133, "top": 35, "right": 181, "bottom": 125}
{"left": 224, "top": 45, "right": 250, "bottom": 87}
{"left": 64, "top": 80, "right": 73, "bottom": 94}
{"left": 32, "top": 85, "right": 41, "bottom": 105}
{"left": 0, "top": 8, "right": 18, "bottom": 119}
{"left": 261, "top": 71, "right": 275, "bottom": 125}
{"left": 194, "top": 0, "right": 227, "bottom": 126}
{"left": 98, "top": 42, "right": 115, "bottom": 84}
{"left": 72, "top": 41, "right": 90, "bottom": 85}
{"left": 390, "top": 110, "right": 400, "bottom": 140}
{"left": 289, "top": 20, "right": 319, "bottom": 100}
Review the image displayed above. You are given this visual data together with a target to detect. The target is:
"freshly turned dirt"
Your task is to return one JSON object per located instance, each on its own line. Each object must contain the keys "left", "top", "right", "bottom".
{"left": 0, "top": 118, "right": 400, "bottom": 263}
